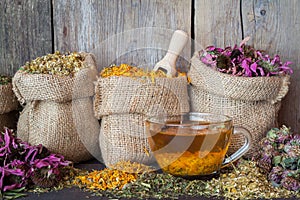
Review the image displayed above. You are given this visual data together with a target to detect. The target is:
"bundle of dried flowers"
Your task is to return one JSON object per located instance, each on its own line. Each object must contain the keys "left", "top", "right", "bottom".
{"left": 0, "top": 128, "right": 70, "bottom": 199}
{"left": 199, "top": 37, "right": 293, "bottom": 77}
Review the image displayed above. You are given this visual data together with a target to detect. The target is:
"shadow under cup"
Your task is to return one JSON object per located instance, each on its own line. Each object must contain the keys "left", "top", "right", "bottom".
{"left": 145, "top": 112, "right": 251, "bottom": 178}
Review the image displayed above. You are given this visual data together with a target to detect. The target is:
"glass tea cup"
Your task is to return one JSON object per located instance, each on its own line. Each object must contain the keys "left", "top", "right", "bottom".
{"left": 145, "top": 112, "right": 251, "bottom": 178}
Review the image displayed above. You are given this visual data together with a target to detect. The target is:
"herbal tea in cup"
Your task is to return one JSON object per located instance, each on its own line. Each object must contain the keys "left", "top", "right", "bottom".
{"left": 145, "top": 112, "right": 251, "bottom": 177}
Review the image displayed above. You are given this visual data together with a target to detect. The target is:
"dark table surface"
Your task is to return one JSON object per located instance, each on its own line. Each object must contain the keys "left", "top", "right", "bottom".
{"left": 18, "top": 159, "right": 298, "bottom": 200}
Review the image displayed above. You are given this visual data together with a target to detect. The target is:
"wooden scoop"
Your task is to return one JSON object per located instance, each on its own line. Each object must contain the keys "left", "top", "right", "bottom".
{"left": 153, "top": 30, "right": 189, "bottom": 77}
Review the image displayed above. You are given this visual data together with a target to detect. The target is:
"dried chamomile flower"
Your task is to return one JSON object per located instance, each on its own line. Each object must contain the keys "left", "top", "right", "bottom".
{"left": 20, "top": 51, "right": 87, "bottom": 76}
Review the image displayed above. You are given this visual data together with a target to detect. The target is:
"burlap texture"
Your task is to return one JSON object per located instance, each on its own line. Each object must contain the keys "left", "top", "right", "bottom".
{"left": 189, "top": 53, "right": 290, "bottom": 158}
{"left": 17, "top": 98, "right": 100, "bottom": 162}
{"left": 190, "top": 53, "right": 290, "bottom": 103}
{"left": 100, "top": 114, "right": 155, "bottom": 165}
{"left": 95, "top": 76, "right": 190, "bottom": 166}
{"left": 0, "top": 83, "right": 19, "bottom": 114}
{"left": 94, "top": 76, "right": 190, "bottom": 118}
{"left": 0, "top": 83, "right": 19, "bottom": 130}
{"left": 12, "top": 54, "right": 97, "bottom": 105}
{"left": 13, "top": 53, "right": 100, "bottom": 162}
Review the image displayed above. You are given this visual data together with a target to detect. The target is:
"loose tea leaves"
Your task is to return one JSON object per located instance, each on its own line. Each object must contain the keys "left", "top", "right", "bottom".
{"left": 74, "top": 159, "right": 299, "bottom": 200}
{"left": 108, "top": 160, "right": 155, "bottom": 174}
{"left": 74, "top": 168, "right": 137, "bottom": 191}
{"left": 19, "top": 51, "right": 87, "bottom": 76}
{"left": 155, "top": 151, "right": 223, "bottom": 176}
{"left": 215, "top": 159, "right": 299, "bottom": 200}
{"left": 73, "top": 161, "right": 155, "bottom": 191}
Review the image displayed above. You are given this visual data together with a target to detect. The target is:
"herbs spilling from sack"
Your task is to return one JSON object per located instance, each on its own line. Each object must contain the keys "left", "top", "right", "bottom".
{"left": 0, "top": 75, "right": 12, "bottom": 85}
{"left": 73, "top": 125, "right": 299, "bottom": 200}
{"left": 19, "top": 51, "right": 87, "bottom": 76}
{"left": 199, "top": 37, "right": 293, "bottom": 77}
{"left": 100, "top": 63, "right": 187, "bottom": 79}
{"left": 0, "top": 128, "right": 83, "bottom": 199}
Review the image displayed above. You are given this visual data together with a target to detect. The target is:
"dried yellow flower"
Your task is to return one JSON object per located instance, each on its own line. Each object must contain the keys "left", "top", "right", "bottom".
{"left": 108, "top": 160, "right": 155, "bottom": 174}
{"left": 20, "top": 51, "right": 87, "bottom": 76}
{"left": 73, "top": 161, "right": 154, "bottom": 191}
{"left": 74, "top": 169, "right": 136, "bottom": 191}
{"left": 100, "top": 64, "right": 168, "bottom": 78}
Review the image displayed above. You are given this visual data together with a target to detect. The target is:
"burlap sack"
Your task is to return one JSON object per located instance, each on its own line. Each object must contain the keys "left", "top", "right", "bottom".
{"left": 94, "top": 76, "right": 190, "bottom": 117}
{"left": 95, "top": 76, "right": 190, "bottom": 165}
{"left": 0, "top": 83, "right": 19, "bottom": 130}
{"left": 13, "top": 53, "right": 100, "bottom": 162}
{"left": 189, "top": 53, "right": 290, "bottom": 158}
{"left": 100, "top": 114, "right": 154, "bottom": 165}
{"left": 0, "top": 83, "right": 19, "bottom": 114}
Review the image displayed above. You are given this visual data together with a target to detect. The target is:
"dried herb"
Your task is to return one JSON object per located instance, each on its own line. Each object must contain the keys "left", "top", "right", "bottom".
{"left": 255, "top": 125, "right": 300, "bottom": 191}
{"left": 108, "top": 160, "right": 155, "bottom": 174}
{"left": 74, "top": 159, "right": 299, "bottom": 200}
{"left": 0, "top": 128, "right": 71, "bottom": 199}
{"left": 0, "top": 75, "right": 12, "bottom": 85}
{"left": 199, "top": 38, "right": 293, "bottom": 77}
{"left": 19, "top": 51, "right": 87, "bottom": 76}
{"left": 74, "top": 168, "right": 136, "bottom": 191}
{"left": 100, "top": 64, "right": 168, "bottom": 79}
{"left": 155, "top": 151, "right": 223, "bottom": 176}
{"left": 29, "top": 166, "right": 87, "bottom": 194}
{"left": 73, "top": 161, "right": 155, "bottom": 192}
{"left": 214, "top": 159, "right": 299, "bottom": 199}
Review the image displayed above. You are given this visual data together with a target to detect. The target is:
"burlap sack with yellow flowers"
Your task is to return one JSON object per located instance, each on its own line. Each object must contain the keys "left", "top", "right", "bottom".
{"left": 0, "top": 83, "right": 19, "bottom": 130}
{"left": 13, "top": 53, "right": 100, "bottom": 162}
{"left": 94, "top": 76, "right": 190, "bottom": 165}
{"left": 188, "top": 53, "right": 290, "bottom": 158}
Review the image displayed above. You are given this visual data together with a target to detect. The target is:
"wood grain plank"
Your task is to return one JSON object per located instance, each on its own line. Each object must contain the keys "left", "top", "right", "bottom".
{"left": 53, "top": 0, "right": 192, "bottom": 71}
{"left": 241, "top": 0, "right": 300, "bottom": 131}
{"left": 194, "top": 0, "right": 243, "bottom": 51}
{"left": 0, "top": 0, "right": 52, "bottom": 76}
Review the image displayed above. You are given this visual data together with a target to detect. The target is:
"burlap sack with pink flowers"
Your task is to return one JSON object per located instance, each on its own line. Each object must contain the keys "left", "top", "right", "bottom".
{"left": 94, "top": 76, "right": 190, "bottom": 165}
{"left": 0, "top": 83, "right": 19, "bottom": 130}
{"left": 13, "top": 53, "right": 100, "bottom": 162}
{"left": 189, "top": 53, "right": 290, "bottom": 158}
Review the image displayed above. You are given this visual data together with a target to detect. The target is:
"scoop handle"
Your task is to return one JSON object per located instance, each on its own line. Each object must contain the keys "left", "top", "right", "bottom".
{"left": 164, "top": 30, "right": 189, "bottom": 67}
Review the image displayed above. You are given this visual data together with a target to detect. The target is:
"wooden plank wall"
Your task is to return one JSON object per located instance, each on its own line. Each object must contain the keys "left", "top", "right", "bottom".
{"left": 0, "top": 0, "right": 52, "bottom": 75}
{"left": 0, "top": 0, "right": 300, "bottom": 130}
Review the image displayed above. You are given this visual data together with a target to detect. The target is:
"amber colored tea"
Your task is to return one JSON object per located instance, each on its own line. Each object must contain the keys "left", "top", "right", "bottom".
{"left": 147, "top": 122, "right": 232, "bottom": 176}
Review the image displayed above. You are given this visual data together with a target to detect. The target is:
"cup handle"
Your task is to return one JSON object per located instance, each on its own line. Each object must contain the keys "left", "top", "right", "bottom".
{"left": 222, "top": 126, "right": 252, "bottom": 167}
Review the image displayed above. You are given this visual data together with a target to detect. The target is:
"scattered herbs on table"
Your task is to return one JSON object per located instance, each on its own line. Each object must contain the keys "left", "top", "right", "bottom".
{"left": 199, "top": 37, "right": 293, "bottom": 77}
{"left": 0, "top": 75, "right": 12, "bottom": 85}
{"left": 108, "top": 160, "right": 155, "bottom": 174}
{"left": 29, "top": 166, "right": 87, "bottom": 194}
{"left": 19, "top": 51, "right": 87, "bottom": 76}
{"left": 73, "top": 159, "right": 299, "bottom": 199}
{"left": 0, "top": 128, "right": 72, "bottom": 199}
{"left": 255, "top": 125, "right": 300, "bottom": 191}
{"left": 215, "top": 159, "right": 299, "bottom": 200}
{"left": 73, "top": 161, "right": 155, "bottom": 191}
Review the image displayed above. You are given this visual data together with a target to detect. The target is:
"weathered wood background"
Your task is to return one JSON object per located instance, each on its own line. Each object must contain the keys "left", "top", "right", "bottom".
{"left": 1, "top": 0, "right": 300, "bottom": 131}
